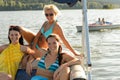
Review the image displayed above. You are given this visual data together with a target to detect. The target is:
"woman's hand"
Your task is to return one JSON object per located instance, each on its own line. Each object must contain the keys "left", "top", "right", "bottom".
{"left": 0, "top": 44, "right": 8, "bottom": 53}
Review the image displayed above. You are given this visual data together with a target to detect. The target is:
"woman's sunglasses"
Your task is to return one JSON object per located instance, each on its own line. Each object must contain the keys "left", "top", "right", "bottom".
{"left": 45, "top": 13, "right": 54, "bottom": 17}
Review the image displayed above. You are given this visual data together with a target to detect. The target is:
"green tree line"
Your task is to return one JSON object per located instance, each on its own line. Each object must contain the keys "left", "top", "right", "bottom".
{"left": 0, "top": 0, "right": 119, "bottom": 11}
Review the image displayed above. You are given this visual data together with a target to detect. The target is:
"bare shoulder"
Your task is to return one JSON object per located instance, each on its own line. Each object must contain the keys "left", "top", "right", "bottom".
{"left": 0, "top": 44, "right": 9, "bottom": 53}
{"left": 53, "top": 22, "right": 62, "bottom": 34}
{"left": 0, "top": 44, "right": 9, "bottom": 49}
{"left": 42, "top": 21, "right": 48, "bottom": 27}
{"left": 55, "top": 22, "right": 61, "bottom": 28}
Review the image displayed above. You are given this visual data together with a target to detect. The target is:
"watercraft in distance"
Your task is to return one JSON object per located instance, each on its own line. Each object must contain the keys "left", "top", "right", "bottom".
{"left": 76, "top": 22, "right": 120, "bottom": 32}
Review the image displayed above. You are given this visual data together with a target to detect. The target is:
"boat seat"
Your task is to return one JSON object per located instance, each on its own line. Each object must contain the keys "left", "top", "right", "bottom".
{"left": 70, "top": 65, "right": 86, "bottom": 80}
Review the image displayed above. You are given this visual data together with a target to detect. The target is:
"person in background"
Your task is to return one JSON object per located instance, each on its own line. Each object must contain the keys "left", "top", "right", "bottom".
{"left": 95, "top": 18, "right": 102, "bottom": 25}
{"left": 19, "top": 4, "right": 79, "bottom": 56}
{"left": 102, "top": 18, "right": 105, "bottom": 24}
{"left": 30, "top": 34, "right": 81, "bottom": 80}
{"left": 0, "top": 26, "right": 35, "bottom": 80}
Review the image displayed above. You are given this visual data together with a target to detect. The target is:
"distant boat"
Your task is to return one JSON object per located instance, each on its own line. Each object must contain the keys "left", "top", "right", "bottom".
{"left": 76, "top": 23, "right": 120, "bottom": 32}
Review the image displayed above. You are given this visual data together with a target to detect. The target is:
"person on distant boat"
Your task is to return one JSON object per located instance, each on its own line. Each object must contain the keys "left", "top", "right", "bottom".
{"left": 0, "top": 26, "right": 36, "bottom": 80}
{"left": 90, "top": 18, "right": 102, "bottom": 25}
{"left": 101, "top": 18, "right": 105, "bottom": 25}
{"left": 18, "top": 4, "right": 80, "bottom": 56}
{"left": 95, "top": 18, "right": 102, "bottom": 25}
{"left": 30, "top": 34, "right": 82, "bottom": 80}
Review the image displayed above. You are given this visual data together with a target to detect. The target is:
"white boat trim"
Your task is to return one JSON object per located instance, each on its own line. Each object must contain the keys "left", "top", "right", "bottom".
{"left": 76, "top": 24, "right": 120, "bottom": 32}
{"left": 82, "top": 0, "right": 92, "bottom": 80}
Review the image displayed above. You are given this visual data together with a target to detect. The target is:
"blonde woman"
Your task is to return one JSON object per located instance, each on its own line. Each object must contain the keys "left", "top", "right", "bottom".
{"left": 19, "top": 4, "right": 79, "bottom": 56}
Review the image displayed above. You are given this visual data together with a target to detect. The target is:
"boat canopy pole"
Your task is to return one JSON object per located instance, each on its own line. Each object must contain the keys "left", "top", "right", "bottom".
{"left": 82, "top": 0, "right": 92, "bottom": 80}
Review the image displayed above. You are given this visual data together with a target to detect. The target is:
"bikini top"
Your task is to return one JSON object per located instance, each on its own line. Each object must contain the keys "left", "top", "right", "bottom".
{"left": 38, "top": 53, "right": 59, "bottom": 72}
{"left": 40, "top": 21, "right": 56, "bottom": 38}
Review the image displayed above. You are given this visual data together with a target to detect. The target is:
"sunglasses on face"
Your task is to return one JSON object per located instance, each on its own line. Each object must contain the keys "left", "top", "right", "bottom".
{"left": 45, "top": 13, "right": 54, "bottom": 17}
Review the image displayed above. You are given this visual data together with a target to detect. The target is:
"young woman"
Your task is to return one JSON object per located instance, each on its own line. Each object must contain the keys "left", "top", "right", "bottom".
{"left": 0, "top": 26, "right": 35, "bottom": 80}
{"left": 19, "top": 4, "right": 79, "bottom": 55}
{"left": 30, "top": 34, "right": 81, "bottom": 80}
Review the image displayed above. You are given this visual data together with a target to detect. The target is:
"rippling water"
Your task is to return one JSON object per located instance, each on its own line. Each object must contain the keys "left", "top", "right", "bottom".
{"left": 0, "top": 9, "right": 120, "bottom": 80}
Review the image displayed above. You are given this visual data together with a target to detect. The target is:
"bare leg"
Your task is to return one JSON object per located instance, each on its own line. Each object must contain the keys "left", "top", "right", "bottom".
{"left": 19, "top": 26, "right": 48, "bottom": 49}
{"left": 19, "top": 26, "right": 36, "bottom": 44}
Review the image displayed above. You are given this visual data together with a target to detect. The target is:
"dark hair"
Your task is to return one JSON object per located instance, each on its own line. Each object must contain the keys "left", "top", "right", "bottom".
{"left": 46, "top": 34, "right": 62, "bottom": 65}
{"left": 46, "top": 34, "right": 59, "bottom": 42}
{"left": 8, "top": 26, "right": 24, "bottom": 45}
{"left": 58, "top": 46, "right": 62, "bottom": 65}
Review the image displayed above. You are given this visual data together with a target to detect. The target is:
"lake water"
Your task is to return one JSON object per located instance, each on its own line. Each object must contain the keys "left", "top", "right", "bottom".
{"left": 0, "top": 9, "right": 120, "bottom": 80}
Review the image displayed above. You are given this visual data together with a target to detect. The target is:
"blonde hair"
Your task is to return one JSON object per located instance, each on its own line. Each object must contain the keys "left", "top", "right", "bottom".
{"left": 43, "top": 4, "right": 61, "bottom": 15}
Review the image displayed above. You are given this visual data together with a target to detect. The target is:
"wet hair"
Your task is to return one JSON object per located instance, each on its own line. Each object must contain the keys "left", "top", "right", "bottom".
{"left": 46, "top": 34, "right": 62, "bottom": 65}
{"left": 43, "top": 4, "right": 61, "bottom": 15}
{"left": 8, "top": 26, "right": 24, "bottom": 45}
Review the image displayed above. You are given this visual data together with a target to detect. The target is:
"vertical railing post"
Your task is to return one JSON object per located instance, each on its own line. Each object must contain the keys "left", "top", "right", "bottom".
{"left": 81, "top": 0, "right": 92, "bottom": 80}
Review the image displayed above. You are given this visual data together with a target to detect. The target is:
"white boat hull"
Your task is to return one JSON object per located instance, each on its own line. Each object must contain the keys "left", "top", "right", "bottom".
{"left": 76, "top": 24, "right": 120, "bottom": 32}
